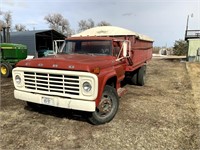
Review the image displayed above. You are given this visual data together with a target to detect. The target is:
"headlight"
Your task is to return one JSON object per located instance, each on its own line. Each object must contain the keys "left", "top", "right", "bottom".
{"left": 15, "top": 75, "right": 21, "bottom": 84}
{"left": 83, "top": 82, "right": 92, "bottom": 92}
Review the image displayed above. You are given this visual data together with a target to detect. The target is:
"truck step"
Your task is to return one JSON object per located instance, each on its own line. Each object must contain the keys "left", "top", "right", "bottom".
{"left": 117, "top": 88, "right": 127, "bottom": 97}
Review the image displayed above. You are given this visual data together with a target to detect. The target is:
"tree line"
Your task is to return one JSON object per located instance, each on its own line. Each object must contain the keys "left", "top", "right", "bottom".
{"left": 0, "top": 11, "right": 111, "bottom": 36}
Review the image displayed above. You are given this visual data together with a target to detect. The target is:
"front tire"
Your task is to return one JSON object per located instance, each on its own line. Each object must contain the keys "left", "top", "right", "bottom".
{"left": 88, "top": 85, "right": 119, "bottom": 125}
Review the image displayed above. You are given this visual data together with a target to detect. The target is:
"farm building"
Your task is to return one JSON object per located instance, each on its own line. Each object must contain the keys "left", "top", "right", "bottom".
{"left": 185, "top": 30, "right": 200, "bottom": 62}
{"left": 10, "top": 30, "right": 66, "bottom": 58}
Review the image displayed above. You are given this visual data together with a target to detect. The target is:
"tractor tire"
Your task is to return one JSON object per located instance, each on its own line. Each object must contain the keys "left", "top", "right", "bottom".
{"left": 137, "top": 65, "right": 146, "bottom": 86}
{"left": 0, "top": 62, "right": 13, "bottom": 78}
{"left": 88, "top": 85, "right": 119, "bottom": 125}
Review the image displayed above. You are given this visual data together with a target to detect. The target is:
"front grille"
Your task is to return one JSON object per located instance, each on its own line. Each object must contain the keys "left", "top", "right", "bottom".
{"left": 24, "top": 72, "right": 80, "bottom": 96}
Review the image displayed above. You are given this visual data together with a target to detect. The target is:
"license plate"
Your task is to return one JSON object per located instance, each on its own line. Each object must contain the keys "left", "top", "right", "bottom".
{"left": 41, "top": 97, "right": 54, "bottom": 106}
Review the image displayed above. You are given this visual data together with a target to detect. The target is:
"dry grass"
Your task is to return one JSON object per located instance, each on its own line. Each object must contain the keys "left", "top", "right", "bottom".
{"left": 0, "top": 59, "right": 200, "bottom": 149}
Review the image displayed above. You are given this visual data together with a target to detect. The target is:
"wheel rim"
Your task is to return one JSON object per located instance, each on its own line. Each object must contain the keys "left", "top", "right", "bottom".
{"left": 1, "top": 66, "right": 7, "bottom": 75}
{"left": 97, "top": 95, "right": 113, "bottom": 117}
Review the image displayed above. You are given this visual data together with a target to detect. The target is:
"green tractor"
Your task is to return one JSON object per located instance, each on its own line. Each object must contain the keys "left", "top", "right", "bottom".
{"left": 0, "top": 43, "right": 27, "bottom": 78}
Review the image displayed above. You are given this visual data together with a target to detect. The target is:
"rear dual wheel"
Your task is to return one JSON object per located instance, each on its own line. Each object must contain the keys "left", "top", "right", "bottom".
{"left": 130, "top": 65, "right": 146, "bottom": 86}
{"left": 1, "top": 62, "right": 13, "bottom": 78}
{"left": 137, "top": 65, "right": 146, "bottom": 86}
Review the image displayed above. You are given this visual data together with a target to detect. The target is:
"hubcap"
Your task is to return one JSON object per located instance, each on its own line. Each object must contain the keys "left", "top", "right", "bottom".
{"left": 1, "top": 66, "right": 7, "bottom": 75}
{"left": 97, "top": 97, "right": 112, "bottom": 116}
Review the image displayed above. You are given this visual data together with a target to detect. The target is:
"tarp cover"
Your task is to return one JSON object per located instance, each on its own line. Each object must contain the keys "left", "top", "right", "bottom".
{"left": 73, "top": 26, "right": 154, "bottom": 42}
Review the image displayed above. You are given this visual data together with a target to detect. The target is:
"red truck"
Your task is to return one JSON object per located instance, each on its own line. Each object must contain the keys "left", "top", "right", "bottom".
{"left": 12, "top": 26, "right": 153, "bottom": 125}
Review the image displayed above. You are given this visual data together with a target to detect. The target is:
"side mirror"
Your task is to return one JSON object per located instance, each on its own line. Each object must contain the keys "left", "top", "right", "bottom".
{"left": 122, "top": 41, "right": 128, "bottom": 57}
{"left": 53, "top": 40, "right": 65, "bottom": 54}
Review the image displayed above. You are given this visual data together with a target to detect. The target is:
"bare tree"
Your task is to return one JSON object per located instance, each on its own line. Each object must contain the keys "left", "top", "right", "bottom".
{"left": 3, "top": 11, "right": 12, "bottom": 27}
{"left": 0, "top": 11, "right": 12, "bottom": 42}
{"left": 97, "top": 21, "right": 111, "bottom": 26}
{"left": 0, "top": 20, "right": 4, "bottom": 31}
{"left": 78, "top": 18, "right": 95, "bottom": 32}
{"left": 88, "top": 18, "right": 95, "bottom": 28}
{"left": 0, "top": 11, "right": 12, "bottom": 31}
{"left": 44, "top": 13, "right": 72, "bottom": 36}
{"left": 14, "top": 24, "right": 26, "bottom": 31}
{"left": 78, "top": 19, "right": 111, "bottom": 32}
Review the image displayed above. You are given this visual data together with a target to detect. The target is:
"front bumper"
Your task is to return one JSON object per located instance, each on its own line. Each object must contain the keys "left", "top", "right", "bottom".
{"left": 14, "top": 90, "right": 96, "bottom": 112}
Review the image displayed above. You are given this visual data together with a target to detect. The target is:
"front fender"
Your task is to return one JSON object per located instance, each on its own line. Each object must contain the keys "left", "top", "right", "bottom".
{"left": 95, "top": 71, "right": 117, "bottom": 106}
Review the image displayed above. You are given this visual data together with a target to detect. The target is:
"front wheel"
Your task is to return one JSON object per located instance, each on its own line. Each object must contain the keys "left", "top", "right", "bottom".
{"left": 88, "top": 85, "right": 119, "bottom": 125}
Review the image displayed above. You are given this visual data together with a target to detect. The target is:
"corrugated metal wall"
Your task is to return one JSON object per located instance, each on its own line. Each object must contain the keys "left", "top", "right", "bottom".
{"left": 10, "top": 30, "right": 65, "bottom": 58}
{"left": 11, "top": 32, "right": 36, "bottom": 56}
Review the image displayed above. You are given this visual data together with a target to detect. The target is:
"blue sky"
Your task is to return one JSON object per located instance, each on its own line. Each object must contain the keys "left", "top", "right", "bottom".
{"left": 0, "top": 0, "right": 199, "bottom": 47}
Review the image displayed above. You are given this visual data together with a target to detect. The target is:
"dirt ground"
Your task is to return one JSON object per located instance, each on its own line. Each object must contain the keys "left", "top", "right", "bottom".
{"left": 0, "top": 59, "right": 200, "bottom": 150}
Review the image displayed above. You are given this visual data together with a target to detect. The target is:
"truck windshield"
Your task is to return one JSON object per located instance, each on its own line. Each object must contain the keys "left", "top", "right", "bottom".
{"left": 59, "top": 40, "right": 112, "bottom": 55}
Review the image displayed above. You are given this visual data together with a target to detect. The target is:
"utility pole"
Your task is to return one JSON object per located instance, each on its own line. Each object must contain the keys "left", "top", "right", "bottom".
{"left": 185, "top": 14, "right": 193, "bottom": 40}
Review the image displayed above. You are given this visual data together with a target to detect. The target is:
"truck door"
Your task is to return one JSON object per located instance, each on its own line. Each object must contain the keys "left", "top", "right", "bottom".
{"left": 113, "top": 41, "right": 126, "bottom": 82}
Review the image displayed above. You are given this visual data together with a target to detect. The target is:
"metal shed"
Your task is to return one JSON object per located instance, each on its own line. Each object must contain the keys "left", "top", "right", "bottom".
{"left": 10, "top": 30, "right": 66, "bottom": 57}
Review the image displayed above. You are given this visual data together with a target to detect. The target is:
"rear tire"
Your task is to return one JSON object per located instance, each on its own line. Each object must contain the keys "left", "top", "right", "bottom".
{"left": 130, "top": 71, "right": 138, "bottom": 85}
{"left": 137, "top": 65, "right": 146, "bottom": 86}
{"left": 0, "top": 62, "right": 12, "bottom": 78}
{"left": 88, "top": 85, "right": 119, "bottom": 125}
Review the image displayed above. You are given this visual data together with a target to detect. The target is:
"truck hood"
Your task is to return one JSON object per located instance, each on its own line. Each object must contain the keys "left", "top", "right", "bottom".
{"left": 16, "top": 54, "right": 116, "bottom": 72}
